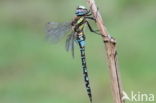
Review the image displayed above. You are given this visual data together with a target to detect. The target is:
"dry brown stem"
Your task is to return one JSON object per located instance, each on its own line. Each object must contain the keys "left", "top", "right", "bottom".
{"left": 85, "top": 0, "right": 125, "bottom": 103}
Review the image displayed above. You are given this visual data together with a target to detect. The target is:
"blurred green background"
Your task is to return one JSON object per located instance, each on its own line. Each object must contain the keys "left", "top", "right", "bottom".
{"left": 0, "top": 0, "right": 156, "bottom": 103}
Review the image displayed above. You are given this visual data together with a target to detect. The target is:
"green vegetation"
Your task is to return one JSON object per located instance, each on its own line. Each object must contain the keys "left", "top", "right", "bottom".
{"left": 0, "top": 0, "right": 156, "bottom": 103}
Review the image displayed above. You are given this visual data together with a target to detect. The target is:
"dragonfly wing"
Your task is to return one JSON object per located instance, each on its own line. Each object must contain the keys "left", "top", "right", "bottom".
{"left": 46, "top": 22, "right": 72, "bottom": 43}
{"left": 65, "top": 31, "right": 76, "bottom": 58}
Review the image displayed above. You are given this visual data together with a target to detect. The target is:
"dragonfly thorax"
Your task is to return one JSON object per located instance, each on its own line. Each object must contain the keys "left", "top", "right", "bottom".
{"left": 74, "top": 16, "right": 86, "bottom": 34}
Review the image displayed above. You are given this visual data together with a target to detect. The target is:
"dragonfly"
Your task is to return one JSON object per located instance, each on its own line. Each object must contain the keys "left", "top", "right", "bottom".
{"left": 46, "top": 5, "right": 100, "bottom": 103}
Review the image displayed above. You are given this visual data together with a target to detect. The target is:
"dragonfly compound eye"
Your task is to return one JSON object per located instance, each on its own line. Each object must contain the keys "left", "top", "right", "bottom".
{"left": 75, "top": 5, "right": 88, "bottom": 16}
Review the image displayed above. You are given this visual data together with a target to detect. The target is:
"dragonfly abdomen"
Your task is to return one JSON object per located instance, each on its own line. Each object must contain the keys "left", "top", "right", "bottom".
{"left": 76, "top": 35, "right": 92, "bottom": 103}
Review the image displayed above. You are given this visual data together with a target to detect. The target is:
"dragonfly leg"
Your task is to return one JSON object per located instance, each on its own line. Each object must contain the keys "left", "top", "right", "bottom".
{"left": 86, "top": 21, "right": 101, "bottom": 35}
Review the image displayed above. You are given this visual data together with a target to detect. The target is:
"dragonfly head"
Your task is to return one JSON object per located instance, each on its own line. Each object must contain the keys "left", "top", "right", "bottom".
{"left": 75, "top": 5, "right": 89, "bottom": 16}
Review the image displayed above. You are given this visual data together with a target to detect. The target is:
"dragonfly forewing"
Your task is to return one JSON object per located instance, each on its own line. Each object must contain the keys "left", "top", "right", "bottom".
{"left": 46, "top": 22, "right": 72, "bottom": 43}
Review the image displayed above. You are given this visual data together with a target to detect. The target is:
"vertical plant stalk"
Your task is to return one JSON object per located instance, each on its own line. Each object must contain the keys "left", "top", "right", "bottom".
{"left": 85, "top": 0, "right": 124, "bottom": 103}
